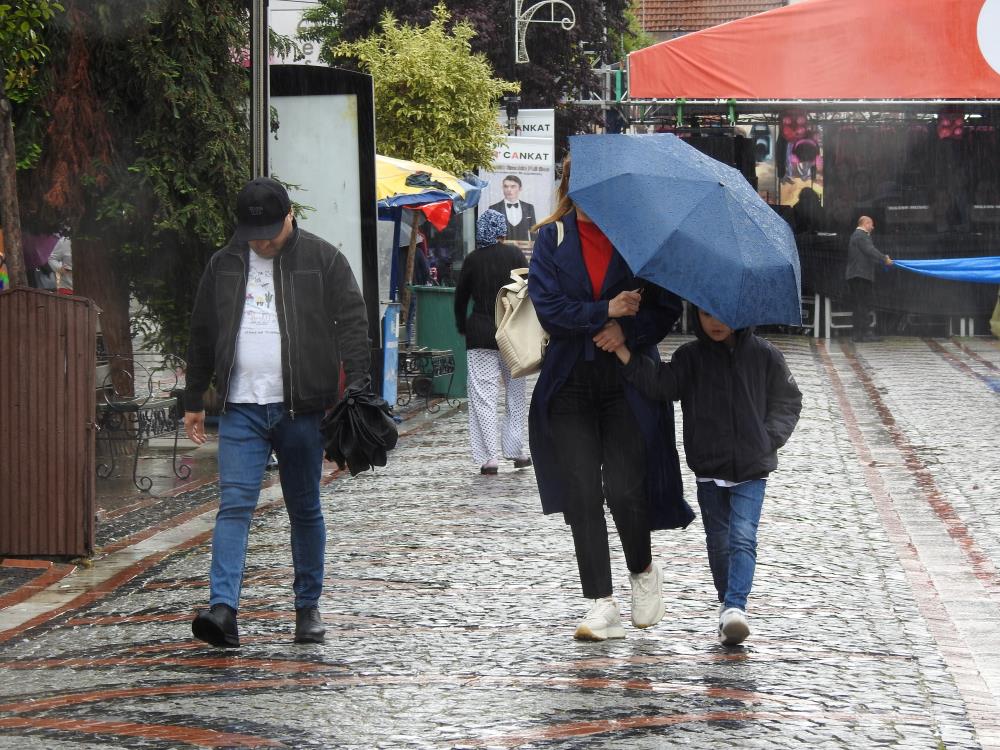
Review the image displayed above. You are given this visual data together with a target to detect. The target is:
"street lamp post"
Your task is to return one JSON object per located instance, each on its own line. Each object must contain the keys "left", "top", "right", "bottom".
{"left": 250, "top": 0, "right": 269, "bottom": 178}
{"left": 505, "top": 95, "right": 521, "bottom": 136}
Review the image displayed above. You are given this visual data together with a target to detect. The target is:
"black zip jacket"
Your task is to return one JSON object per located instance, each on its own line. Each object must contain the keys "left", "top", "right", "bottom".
{"left": 184, "top": 224, "right": 370, "bottom": 415}
{"left": 453, "top": 241, "right": 528, "bottom": 350}
{"left": 620, "top": 317, "right": 802, "bottom": 483}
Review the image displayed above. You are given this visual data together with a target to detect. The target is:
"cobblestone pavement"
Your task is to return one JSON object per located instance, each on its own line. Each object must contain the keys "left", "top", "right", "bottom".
{"left": 1, "top": 335, "right": 999, "bottom": 748}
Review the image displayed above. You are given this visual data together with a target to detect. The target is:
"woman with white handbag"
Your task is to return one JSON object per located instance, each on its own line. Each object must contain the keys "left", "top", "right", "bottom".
{"left": 454, "top": 209, "right": 533, "bottom": 475}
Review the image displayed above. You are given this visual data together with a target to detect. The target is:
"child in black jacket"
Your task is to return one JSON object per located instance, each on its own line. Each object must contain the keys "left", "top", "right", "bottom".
{"left": 608, "top": 307, "right": 802, "bottom": 646}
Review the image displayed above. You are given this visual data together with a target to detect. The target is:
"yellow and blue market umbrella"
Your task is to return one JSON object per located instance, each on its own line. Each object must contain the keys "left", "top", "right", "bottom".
{"left": 375, "top": 155, "right": 484, "bottom": 219}
{"left": 377, "top": 155, "right": 485, "bottom": 302}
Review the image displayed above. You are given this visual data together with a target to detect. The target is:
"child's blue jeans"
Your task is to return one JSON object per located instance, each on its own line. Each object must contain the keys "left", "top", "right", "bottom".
{"left": 696, "top": 478, "right": 767, "bottom": 612}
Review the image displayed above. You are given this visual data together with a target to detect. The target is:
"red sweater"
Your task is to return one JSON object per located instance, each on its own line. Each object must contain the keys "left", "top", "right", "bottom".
{"left": 578, "top": 219, "right": 613, "bottom": 300}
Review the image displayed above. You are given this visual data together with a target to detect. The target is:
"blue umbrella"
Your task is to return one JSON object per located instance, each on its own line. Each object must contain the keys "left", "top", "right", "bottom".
{"left": 568, "top": 133, "right": 801, "bottom": 329}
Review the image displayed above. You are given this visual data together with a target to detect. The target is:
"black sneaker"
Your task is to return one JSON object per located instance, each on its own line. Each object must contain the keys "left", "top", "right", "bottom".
{"left": 512, "top": 456, "right": 533, "bottom": 469}
{"left": 192, "top": 604, "right": 240, "bottom": 648}
{"left": 294, "top": 606, "right": 326, "bottom": 644}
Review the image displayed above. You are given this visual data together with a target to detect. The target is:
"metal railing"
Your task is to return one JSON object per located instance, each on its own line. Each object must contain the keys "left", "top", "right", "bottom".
{"left": 95, "top": 352, "right": 190, "bottom": 492}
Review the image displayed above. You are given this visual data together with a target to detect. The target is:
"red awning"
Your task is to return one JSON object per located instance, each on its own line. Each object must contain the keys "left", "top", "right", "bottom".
{"left": 628, "top": 0, "right": 1000, "bottom": 100}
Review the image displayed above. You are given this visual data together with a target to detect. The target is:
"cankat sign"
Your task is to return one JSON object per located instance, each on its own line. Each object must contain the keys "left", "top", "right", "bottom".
{"left": 495, "top": 148, "right": 552, "bottom": 161}
{"left": 497, "top": 108, "right": 554, "bottom": 138}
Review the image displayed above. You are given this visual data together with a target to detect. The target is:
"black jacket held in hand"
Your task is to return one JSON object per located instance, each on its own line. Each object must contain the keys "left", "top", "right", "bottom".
{"left": 184, "top": 225, "right": 370, "bottom": 415}
{"left": 620, "top": 318, "right": 802, "bottom": 483}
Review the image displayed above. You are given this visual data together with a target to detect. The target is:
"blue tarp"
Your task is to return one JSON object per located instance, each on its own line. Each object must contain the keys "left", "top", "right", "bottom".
{"left": 894, "top": 257, "right": 1000, "bottom": 284}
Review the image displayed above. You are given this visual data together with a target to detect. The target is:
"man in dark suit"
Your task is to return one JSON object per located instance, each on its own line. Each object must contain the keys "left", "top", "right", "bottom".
{"left": 845, "top": 215, "right": 893, "bottom": 342}
{"left": 489, "top": 175, "right": 537, "bottom": 241}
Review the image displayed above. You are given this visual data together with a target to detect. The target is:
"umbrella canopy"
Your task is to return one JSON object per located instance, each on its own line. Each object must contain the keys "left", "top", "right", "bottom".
{"left": 375, "top": 155, "right": 484, "bottom": 220}
{"left": 568, "top": 133, "right": 801, "bottom": 330}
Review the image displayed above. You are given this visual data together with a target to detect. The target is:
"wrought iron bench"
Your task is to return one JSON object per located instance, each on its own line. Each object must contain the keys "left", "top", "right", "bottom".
{"left": 95, "top": 352, "right": 191, "bottom": 491}
{"left": 396, "top": 346, "right": 457, "bottom": 413}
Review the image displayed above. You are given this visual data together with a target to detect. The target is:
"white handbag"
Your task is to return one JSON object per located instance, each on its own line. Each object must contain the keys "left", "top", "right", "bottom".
{"left": 493, "top": 222, "right": 561, "bottom": 378}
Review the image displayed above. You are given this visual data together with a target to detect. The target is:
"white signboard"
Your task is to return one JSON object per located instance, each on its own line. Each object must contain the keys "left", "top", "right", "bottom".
{"left": 496, "top": 108, "right": 555, "bottom": 139}
{"left": 479, "top": 136, "right": 555, "bottom": 243}
{"left": 270, "top": 0, "right": 323, "bottom": 65}
{"left": 269, "top": 94, "right": 362, "bottom": 276}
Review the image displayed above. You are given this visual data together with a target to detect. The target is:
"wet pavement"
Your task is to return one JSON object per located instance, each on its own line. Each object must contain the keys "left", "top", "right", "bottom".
{"left": 1, "top": 335, "right": 1000, "bottom": 748}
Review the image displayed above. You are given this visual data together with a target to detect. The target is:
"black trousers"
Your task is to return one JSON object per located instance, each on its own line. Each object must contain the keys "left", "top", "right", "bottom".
{"left": 848, "top": 277, "right": 874, "bottom": 338}
{"left": 549, "top": 352, "right": 651, "bottom": 599}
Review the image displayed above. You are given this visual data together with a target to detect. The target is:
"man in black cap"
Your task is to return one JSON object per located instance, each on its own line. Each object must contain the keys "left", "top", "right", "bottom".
{"left": 184, "top": 176, "right": 370, "bottom": 648}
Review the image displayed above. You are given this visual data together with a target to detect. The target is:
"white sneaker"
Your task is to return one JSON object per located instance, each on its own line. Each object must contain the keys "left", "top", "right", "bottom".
{"left": 718, "top": 607, "right": 750, "bottom": 646}
{"left": 629, "top": 562, "right": 666, "bottom": 628}
{"left": 574, "top": 597, "right": 626, "bottom": 641}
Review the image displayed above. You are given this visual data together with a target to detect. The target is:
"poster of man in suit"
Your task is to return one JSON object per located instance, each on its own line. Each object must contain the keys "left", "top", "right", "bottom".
{"left": 489, "top": 175, "right": 537, "bottom": 241}
{"left": 479, "top": 114, "right": 555, "bottom": 250}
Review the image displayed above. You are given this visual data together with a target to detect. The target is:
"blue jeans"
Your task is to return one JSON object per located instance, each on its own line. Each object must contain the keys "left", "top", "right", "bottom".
{"left": 696, "top": 479, "right": 766, "bottom": 612}
{"left": 211, "top": 403, "right": 326, "bottom": 611}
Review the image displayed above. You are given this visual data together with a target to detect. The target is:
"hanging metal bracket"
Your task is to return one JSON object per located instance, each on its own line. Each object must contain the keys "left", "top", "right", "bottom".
{"left": 515, "top": 0, "right": 576, "bottom": 64}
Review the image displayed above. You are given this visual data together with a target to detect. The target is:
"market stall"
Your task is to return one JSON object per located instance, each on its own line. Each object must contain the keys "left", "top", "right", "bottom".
{"left": 376, "top": 155, "right": 484, "bottom": 400}
{"left": 625, "top": 0, "right": 1000, "bottom": 334}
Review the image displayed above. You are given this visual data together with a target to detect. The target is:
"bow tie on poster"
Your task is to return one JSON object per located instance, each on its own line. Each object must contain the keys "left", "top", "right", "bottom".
{"left": 506, "top": 203, "right": 519, "bottom": 208}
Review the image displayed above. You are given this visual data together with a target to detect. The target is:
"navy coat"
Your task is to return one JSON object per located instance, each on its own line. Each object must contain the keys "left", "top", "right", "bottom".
{"left": 527, "top": 210, "right": 694, "bottom": 530}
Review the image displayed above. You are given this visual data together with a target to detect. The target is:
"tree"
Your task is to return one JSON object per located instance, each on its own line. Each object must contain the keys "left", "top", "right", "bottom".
{"left": 0, "top": 0, "right": 64, "bottom": 288}
{"left": 17, "top": 0, "right": 250, "bottom": 357}
{"left": 303, "top": 0, "right": 643, "bottom": 158}
{"left": 329, "top": 4, "right": 517, "bottom": 174}
{"left": 298, "top": 0, "right": 346, "bottom": 50}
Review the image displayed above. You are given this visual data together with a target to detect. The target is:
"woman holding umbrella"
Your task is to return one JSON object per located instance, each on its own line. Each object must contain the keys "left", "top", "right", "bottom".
{"left": 527, "top": 155, "right": 693, "bottom": 641}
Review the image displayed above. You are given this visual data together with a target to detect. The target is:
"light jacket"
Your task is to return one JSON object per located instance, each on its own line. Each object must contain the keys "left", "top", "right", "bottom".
{"left": 184, "top": 224, "right": 370, "bottom": 415}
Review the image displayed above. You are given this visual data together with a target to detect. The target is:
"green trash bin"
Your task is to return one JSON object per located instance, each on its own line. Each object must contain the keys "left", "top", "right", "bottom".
{"left": 411, "top": 285, "right": 467, "bottom": 398}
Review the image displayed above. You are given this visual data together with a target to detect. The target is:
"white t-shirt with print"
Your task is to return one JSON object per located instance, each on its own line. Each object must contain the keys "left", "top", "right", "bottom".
{"left": 228, "top": 251, "right": 284, "bottom": 404}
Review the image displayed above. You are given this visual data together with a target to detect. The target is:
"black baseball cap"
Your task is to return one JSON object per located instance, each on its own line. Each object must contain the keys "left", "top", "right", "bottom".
{"left": 234, "top": 177, "right": 291, "bottom": 242}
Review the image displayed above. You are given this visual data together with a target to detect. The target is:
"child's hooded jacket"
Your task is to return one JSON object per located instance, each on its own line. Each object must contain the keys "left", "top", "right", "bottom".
{"left": 620, "top": 314, "right": 802, "bottom": 484}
